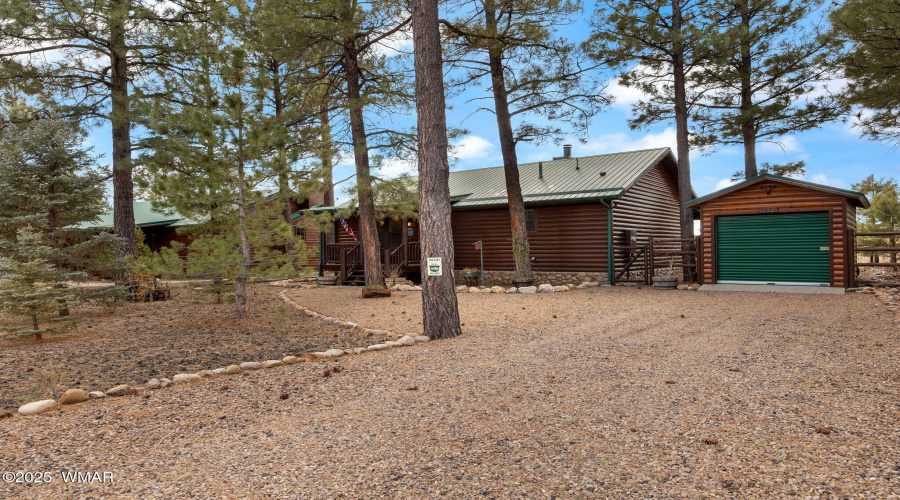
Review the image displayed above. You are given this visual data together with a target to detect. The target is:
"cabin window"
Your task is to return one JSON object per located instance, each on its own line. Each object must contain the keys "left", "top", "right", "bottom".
{"left": 294, "top": 226, "right": 304, "bottom": 239}
{"left": 525, "top": 209, "right": 537, "bottom": 233}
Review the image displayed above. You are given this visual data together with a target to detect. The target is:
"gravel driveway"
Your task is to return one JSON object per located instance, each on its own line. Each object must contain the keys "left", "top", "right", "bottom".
{"left": 1, "top": 286, "right": 898, "bottom": 499}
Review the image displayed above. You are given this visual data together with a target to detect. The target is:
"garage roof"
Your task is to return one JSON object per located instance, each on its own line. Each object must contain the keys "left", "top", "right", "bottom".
{"left": 686, "top": 174, "right": 870, "bottom": 208}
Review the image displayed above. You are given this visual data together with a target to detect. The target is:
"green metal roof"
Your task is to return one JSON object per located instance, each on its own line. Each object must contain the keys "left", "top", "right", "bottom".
{"left": 307, "top": 147, "right": 681, "bottom": 211}
{"left": 686, "top": 174, "right": 870, "bottom": 208}
{"left": 77, "top": 201, "right": 189, "bottom": 229}
{"left": 449, "top": 148, "right": 676, "bottom": 207}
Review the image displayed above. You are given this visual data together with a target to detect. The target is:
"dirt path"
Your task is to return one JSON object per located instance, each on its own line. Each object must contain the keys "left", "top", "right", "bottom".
{"left": 1, "top": 287, "right": 898, "bottom": 498}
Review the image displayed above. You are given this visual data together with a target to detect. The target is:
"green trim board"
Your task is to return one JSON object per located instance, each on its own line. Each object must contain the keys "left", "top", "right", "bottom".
{"left": 687, "top": 174, "right": 869, "bottom": 208}
{"left": 715, "top": 212, "right": 831, "bottom": 285}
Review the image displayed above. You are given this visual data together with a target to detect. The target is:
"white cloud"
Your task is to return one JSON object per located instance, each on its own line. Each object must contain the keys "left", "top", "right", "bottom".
{"left": 451, "top": 135, "right": 494, "bottom": 161}
{"left": 375, "top": 157, "right": 416, "bottom": 179}
{"left": 759, "top": 136, "right": 803, "bottom": 154}
{"left": 605, "top": 76, "right": 647, "bottom": 110}
{"left": 805, "top": 173, "right": 848, "bottom": 189}
{"left": 371, "top": 15, "right": 413, "bottom": 57}
{"left": 714, "top": 177, "right": 740, "bottom": 191}
{"left": 580, "top": 127, "right": 678, "bottom": 155}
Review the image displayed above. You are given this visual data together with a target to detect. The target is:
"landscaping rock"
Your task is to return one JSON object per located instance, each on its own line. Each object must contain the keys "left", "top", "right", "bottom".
{"left": 537, "top": 284, "right": 555, "bottom": 293}
{"left": 491, "top": 286, "right": 505, "bottom": 293}
{"left": 325, "top": 348, "right": 345, "bottom": 358}
{"left": 410, "top": 286, "right": 422, "bottom": 291}
{"left": 385, "top": 341, "right": 404, "bottom": 348}
{"left": 59, "top": 389, "right": 89, "bottom": 405}
{"left": 198, "top": 370, "right": 217, "bottom": 378}
{"left": 553, "top": 285, "right": 568, "bottom": 292}
{"left": 581, "top": 281, "right": 599, "bottom": 288}
{"left": 468, "top": 287, "right": 481, "bottom": 293}
{"left": 519, "top": 286, "right": 537, "bottom": 293}
{"left": 106, "top": 385, "right": 131, "bottom": 397}
{"left": 480, "top": 288, "right": 492, "bottom": 293}
{"left": 18, "top": 400, "right": 57, "bottom": 416}
{"left": 173, "top": 373, "right": 202, "bottom": 384}
{"left": 353, "top": 347, "right": 368, "bottom": 354}
{"left": 414, "top": 336, "right": 431, "bottom": 343}
{"left": 399, "top": 335, "right": 416, "bottom": 346}
{"left": 398, "top": 284, "right": 413, "bottom": 291}
{"left": 506, "top": 287, "right": 518, "bottom": 293}
{"left": 345, "top": 322, "right": 358, "bottom": 329}
{"left": 240, "top": 362, "right": 263, "bottom": 370}
{"left": 159, "top": 379, "right": 173, "bottom": 388}
{"left": 88, "top": 391, "right": 106, "bottom": 399}
{"left": 225, "top": 365, "right": 242, "bottom": 374}
{"left": 282, "top": 356, "right": 299, "bottom": 365}
{"left": 367, "top": 344, "right": 388, "bottom": 351}
{"left": 145, "top": 378, "right": 161, "bottom": 389}
{"left": 456, "top": 286, "right": 468, "bottom": 292}
{"left": 262, "top": 360, "right": 284, "bottom": 369}
{"left": 302, "top": 353, "right": 319, "bottom": 362}
{"left": 212, "top": 368, "right": 227, "bottom": 375}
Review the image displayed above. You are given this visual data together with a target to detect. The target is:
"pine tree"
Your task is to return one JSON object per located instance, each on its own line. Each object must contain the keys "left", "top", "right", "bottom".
{"left": 412, "top": 0, "right": 462, "bottom": 338}
{"left": 690, "top": 0, "right": 846, "bottom": 179}
{"left": 0, "top": 116, "right": 122, "bottom": 310}
{"left": 830, "top": 0, "right": 900, "bottom": 147}
{"left": 0, "top": 226, "right": 82, "bottom": 340}
{"left": 853, "top": 176, "right": 900, "bottom": 263}
{"left": 442, "top": 0, "right": 607, "bottom": 282}
{"left": 0, "top": 0, "right": 212, "bottom": 258}
{"left": 587, "top": 0, "right": 724, "bottom": 241}
{"left": 268, "top": 0, "right": 416, "bottom": 287}
{"left": 139, "top": 39, "right": 302, "bottom": 319}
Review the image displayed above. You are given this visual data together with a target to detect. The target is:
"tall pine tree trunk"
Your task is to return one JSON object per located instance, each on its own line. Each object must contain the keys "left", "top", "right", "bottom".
{"left": 412, "top": 0, "right": 462, "bottom": 339}
{"left": 319, "top": 102, "right": 335, "bottom": 206}
{"left": 343, "top": 44, "right": 382, "bottom": 287}
{"left": 110, "top": 0, "right": 135, "bottom": 259}
{"left": 485, "top": 3, "right": 532, "bottom": 281}
{"left": 31, "top": 314, "right": 41, "bottom": 341}
{"left": 672, "top": 0, "right": 696, "bottom": 280}
{"left": 235, "top": 124, "right": 250, "bottom": 320}
{"left": 270, "top": 59, "right": 298, "bottom": 270}
{"left": 739, "top": 0, "right": 758, "bottom": 179}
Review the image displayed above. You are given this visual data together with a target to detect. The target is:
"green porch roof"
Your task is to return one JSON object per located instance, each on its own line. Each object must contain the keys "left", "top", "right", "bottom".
{"left": 685, "top": 174, "right": 870, "bottom": 208}
{"left": 304, "top": 147, "right": 682, "bottom": 212}
{"left": 77, "top": 201, "right": 191, "bottom": 229}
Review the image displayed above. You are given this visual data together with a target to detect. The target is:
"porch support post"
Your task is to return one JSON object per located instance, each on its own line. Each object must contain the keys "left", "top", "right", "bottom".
{"left": 318, "top": 231, "right": 325, "bottom": 277}
{"left": 601, "top": 199, "right": 614, "bottom": 285}
{"left": 401, "top": 217, "right": 409, "bottom": 264}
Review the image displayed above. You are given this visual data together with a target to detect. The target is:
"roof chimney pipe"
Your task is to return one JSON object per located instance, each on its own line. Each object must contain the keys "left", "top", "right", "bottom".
{"left": 538, "top": 161, "right": 543, "bottom": 180}
{"left": 563, "top": 144, "right": 572, "bottom": 158}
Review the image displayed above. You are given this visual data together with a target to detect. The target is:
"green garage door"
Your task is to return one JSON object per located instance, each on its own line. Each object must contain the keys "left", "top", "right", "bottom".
{"left": 716, "top": 212, "right": 830, "bottom": 285}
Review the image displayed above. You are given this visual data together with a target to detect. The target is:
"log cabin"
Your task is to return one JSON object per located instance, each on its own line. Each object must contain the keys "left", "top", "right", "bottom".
{"left": 307, "top": 147, "right": 692, "bottom": 286}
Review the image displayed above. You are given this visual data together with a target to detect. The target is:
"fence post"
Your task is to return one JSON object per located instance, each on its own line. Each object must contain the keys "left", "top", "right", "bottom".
{"left": 339, "top": 250, "right": 347, "bottom": 285}
{"left": 648, "top": 237, "right": 655, "bottom": 282}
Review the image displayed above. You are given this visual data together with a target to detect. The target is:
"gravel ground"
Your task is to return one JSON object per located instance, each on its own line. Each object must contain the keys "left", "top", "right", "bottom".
{"left": 0, "top": 285, "right": 369, "bottom": 411}
{"left": 1, "top": 286, "right": 898, "bottom": 499}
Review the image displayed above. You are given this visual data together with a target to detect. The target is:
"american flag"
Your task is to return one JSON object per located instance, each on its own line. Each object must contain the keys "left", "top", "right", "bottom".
{"left": 340, "top": 216, "right": 358, "bottom": 241}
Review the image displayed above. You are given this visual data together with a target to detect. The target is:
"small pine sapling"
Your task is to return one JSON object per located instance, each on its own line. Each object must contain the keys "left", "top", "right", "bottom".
{"left": 0, "top": 227, "right": 83, "bottom": 340}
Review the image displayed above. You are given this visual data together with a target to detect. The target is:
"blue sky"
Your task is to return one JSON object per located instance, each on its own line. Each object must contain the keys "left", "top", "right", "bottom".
{"left": 83, "top": 2, "right": 900, "bottom": 204}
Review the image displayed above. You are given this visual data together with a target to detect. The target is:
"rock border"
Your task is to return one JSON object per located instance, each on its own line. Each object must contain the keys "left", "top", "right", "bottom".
{"left": 8, "top": 291, "right": 430, "bottom": 418}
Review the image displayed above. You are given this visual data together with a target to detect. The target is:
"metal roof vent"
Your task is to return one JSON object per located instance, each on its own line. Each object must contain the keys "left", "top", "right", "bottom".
{"left": 563, "top": 144, "right": 572, "bottom": 158}
{"left": 538, "top": 162, "right": 543, "bottom": 180}
{"left": 599, "top": 171, "right": 606, "bottom": 176}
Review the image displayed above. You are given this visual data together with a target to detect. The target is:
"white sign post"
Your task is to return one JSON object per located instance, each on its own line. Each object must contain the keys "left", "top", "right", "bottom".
{"left": 426, "top": 257, "right": 443, "bottom": 276}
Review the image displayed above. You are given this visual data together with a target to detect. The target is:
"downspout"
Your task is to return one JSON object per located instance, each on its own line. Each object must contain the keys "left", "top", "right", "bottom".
{"left": 600, "top": 199, "right": 614, "bottom": 284}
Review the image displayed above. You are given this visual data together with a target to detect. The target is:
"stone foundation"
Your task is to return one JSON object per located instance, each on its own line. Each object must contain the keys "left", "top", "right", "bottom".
{"left": 454, "top": 270, "right": 608, "bottom": 287}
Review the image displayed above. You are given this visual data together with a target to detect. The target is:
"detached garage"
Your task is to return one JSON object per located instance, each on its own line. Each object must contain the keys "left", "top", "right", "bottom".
{"left": 687, "top": 174, "right": 869, "bottom": 289}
